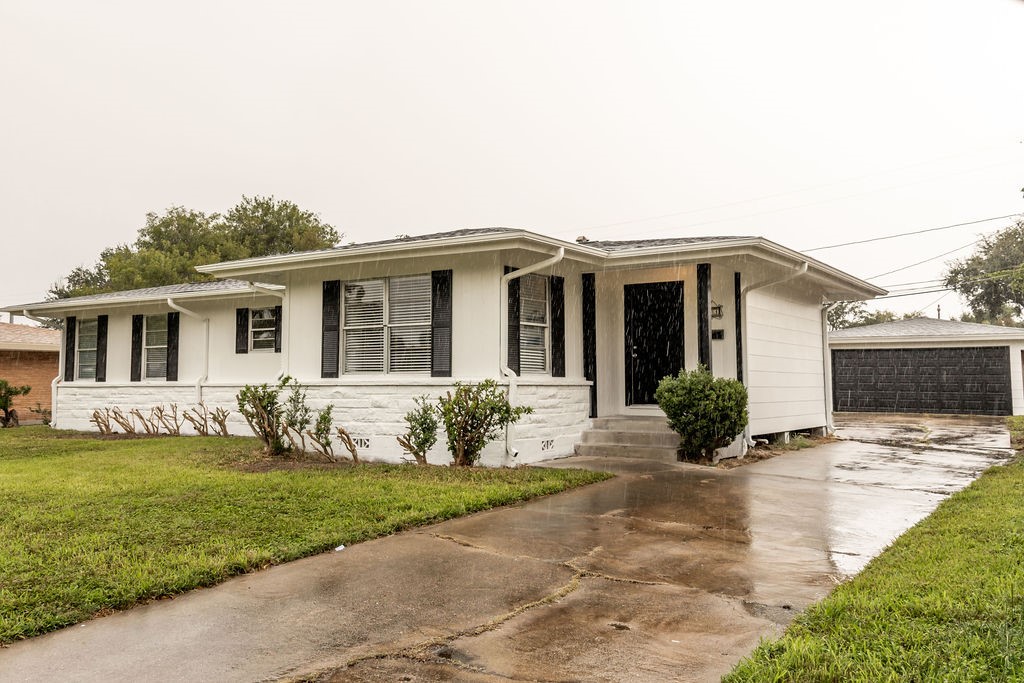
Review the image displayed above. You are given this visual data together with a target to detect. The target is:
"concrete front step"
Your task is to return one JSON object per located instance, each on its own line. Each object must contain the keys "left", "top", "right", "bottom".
{"left": 574, "top": 443, "right": 680, "bottom": 462}
{"left": 591, "top": 416, "right": 673, "bottom": 432}
{"left": 580, "top": 429, "right": 680, "bottom": 447}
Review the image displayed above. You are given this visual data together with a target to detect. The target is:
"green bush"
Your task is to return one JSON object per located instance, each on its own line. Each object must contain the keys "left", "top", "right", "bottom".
{"left": 236, "top": 379, "right": 288, "bottom": 455}
{"left": 397, "top": 395, "right": 439, "bottom": 465}
{"left": 654, "top": 367, "right": 748, "bottom": 460}
{"left": 438, "top": 380, "right": 533, "bottom": 466}
{"left": 0, "top": 380, "right": 31, "bottom": 428}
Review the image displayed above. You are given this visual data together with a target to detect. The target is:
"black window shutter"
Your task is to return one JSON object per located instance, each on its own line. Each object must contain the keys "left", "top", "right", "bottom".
{"left": 130, "top": 315, "right": 143, "bottom": 382}
{"left": 235, "top": 308, "right": 249, "bottom": 354}
{"left": 95, "top": 315, "right": 108, "bottom": 382}
{"left": 505, "top": 266, "right": 520, "bottom": 375}
{"left": 697, "top": 263, "right": 712, "bottom": 371}
{"left": 274, "top": 305, "right": 283, "bottom": 354}
{"left": 550, "top": 275, "right": 565, "bottom": 377}
{"left": 582, "top": 273, "right": 597, "bottom": 417}
{"left": 734, "top": 272, "right": 743, "bottom": 383}
{"left": 166, "top": 312, "right": 179, "bottom": 381}
{"left": 64, "top": 316, "right": 77, "bottom": 382}
{"left": 322, "top": 280, "right": 341, "bottom": 378}
{"left": 431, "top": 270, "right": 453, "bottom": 377}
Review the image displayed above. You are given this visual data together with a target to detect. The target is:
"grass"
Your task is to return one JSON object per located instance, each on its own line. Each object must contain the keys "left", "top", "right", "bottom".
{"left": 725, "top": 419, "right": 1024, "bottom": 682}
{"left": 0, "top": 426, "right": 610, "bottom": 643}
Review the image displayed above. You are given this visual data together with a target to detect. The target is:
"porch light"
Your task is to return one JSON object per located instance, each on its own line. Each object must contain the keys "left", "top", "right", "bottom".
{"left": 710, "top": 301, "right": 724, "bottom": 319}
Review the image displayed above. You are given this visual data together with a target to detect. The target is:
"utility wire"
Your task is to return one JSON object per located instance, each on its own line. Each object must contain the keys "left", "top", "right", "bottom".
{"left": 866, "top": 239, "right": 984, "bottom": 280}
{"left": 805, "top": 214, "right": 1019, "bottom": 253}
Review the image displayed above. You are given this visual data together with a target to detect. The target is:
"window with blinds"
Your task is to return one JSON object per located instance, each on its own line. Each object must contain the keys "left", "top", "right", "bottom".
{"left": 343, "top": 274, "right": 431, "bottom": 374}
{"left": 144, "top": 314, "right": 168, "bottom": 379}
{"left": 520, "top": 274, "right": 549, "bottom": 374}
{"left": 250, "top": 308, "right": 277, "bottom": 351}
{"left": 77, "top": 318, "right": 98, "bottom": 380}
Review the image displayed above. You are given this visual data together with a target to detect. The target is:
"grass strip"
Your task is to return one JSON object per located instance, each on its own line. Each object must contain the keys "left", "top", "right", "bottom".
{"left": 0, "top": 426, "right": 610, "bottom": 643}
{"left": 725, "top": 420, "right": 1024, "bottom": 682}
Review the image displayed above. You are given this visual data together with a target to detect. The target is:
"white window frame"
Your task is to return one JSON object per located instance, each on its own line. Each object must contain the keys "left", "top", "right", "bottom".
{"left": 342, "top": 275, "right": 431, "bottom": 375}
{"left": 519, "top": 274, "right": 550, "bottom": 374}
{"left": 76, "top": 318, "right": 98, "bottom": 381}
{"left": 143, "top": 314, "right": 168, "bottom": 380}
{"left": 249, "top": 307, "right": 278, "bottom": 353}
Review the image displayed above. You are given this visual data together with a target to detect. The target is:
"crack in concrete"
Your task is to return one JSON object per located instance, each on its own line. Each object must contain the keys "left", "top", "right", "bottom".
{"left": 319, "top": 572, "right": 586, "bottom": 681}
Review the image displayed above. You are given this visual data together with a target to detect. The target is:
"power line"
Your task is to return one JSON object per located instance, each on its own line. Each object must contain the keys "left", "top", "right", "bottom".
{"left": 866, "top": 239, "right": 983, "bottom": 280}
{"left": 805, "top": 214, "right": 1019, "bottom": 253}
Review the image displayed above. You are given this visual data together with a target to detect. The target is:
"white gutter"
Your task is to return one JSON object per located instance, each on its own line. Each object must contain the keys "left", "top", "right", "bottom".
{"left": 739, "top": 262, "right": 809, "bottom": 447}
{"left": 248, "top": 282, "right": 288, "bottom": 379}
{"left": 166, "top": 298, "right": 209, "bottom": 403}
{"left": 22, "top": 310, "right": 61, "bottom": 429}
{"left": 499, "top": 247, "right": 566, "bottom": 460}
{"left": 822, "top": 300, "right": 842, "bottom": 434}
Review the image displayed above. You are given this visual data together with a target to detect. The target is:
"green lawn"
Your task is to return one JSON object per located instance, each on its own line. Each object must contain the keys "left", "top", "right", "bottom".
{"left": 0, "top": 426, "right": 610, "bottom": 643}
{"left": 725, "top": 420, "right": 1024, "bottom": 682}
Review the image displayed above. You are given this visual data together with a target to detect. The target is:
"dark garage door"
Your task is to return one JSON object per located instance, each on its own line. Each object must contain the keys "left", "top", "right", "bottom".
{"left": 832, "top": 346, "right": 1012, "bottom": 416}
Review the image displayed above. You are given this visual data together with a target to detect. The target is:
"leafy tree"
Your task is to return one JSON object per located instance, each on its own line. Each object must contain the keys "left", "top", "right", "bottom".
{"left": 944, "top": 219, "right": 1024, "bottom": 323}
{"left": 49, "top": 197, "right": 340, "bottom": 300}
{"left": 958, "top": 307, "right": 1024, "bottom": 327}
{"left": 827, "top": 301, "right": 867, "bottom": 331}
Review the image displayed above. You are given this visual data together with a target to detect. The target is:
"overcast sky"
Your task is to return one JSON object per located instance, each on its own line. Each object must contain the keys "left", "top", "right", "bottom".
{"left": 2, "top": 0, "right": 1022, "bottom": 319}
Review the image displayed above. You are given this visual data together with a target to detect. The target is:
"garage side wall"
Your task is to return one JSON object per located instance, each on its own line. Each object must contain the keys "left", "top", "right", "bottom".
{"left": 746, "top": 286, "right": 827, "bottom": 434}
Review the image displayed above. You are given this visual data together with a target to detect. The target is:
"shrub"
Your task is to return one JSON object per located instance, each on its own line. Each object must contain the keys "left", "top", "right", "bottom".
{"left": 655, "top": 367, "right": 748, "bottom": 460}
{"left": 438, "top": 380, "right": 533, "bottom": 466}
{"left": 306, "top": 405, "right": 335, "bottom": 460}
{"left": 0, "top": 380, "right": 30, "bottom": 428}
{"left": 236, "top": 379, "right": 288, "bottom": 455}
{"left": 280, "top": 377, "right": 312, "bottom": 452}
{"left": 397, "top": 395, "right": 439, "bottom": 465}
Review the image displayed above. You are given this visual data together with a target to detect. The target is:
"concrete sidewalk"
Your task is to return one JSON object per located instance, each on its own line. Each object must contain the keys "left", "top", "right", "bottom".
{"left": 0, "top": 415, "right": 1012, "bottom": 682}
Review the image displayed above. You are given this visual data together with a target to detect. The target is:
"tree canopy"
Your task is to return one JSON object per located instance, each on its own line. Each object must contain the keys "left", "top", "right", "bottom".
{"left": 944, "top": 219, "right": 1024, "bottom": 323}
{"left": 49, "top": 197, "right": 340, "bottom": 300}
{"left": 827, "top": 302, "right": 909, "bottom": 331}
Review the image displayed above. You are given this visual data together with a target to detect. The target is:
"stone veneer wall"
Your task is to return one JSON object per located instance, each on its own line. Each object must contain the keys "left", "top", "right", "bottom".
{"left": 54, "top": 380, "right": 592, "bottom": 466}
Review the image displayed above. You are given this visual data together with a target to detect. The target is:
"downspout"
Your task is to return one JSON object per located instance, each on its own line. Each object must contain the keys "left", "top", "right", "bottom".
{"left": 739, "top": 262, "right": 809, "bottom": 447}
{"left": 248, "top": 283, "right": 287, "bottom": 379}
{"left": 499, "top": 247, "right": 566, "bottom": 459}
{"left": 22, "top": 310, "right": 61, "bottom": 429}
{"left": 166, "top": 298, "right": 209, "bottom": 403}
{"left": 822, "top": 300, "right": 841, "bottom": 435}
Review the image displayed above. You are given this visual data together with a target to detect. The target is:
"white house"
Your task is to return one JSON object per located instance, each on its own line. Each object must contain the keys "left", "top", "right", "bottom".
{"left": 830, "top": 317, "right": 1024, "bottom": 416}
{"left": 4, "top": 228, "right": 884, "bottom": 464}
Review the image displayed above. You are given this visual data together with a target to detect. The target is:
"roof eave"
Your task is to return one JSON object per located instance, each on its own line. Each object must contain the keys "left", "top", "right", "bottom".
{"left": 829, "top": 334, "right": 1024, "bottom": 345}
{"left": 196, "top": 231, "right": 608, "bottom": 278}
{"left": 0, "top": 342, "right": 60, "bottom": 352}
{"left": 3, "top": 285, "right": 282, "bottom": 316}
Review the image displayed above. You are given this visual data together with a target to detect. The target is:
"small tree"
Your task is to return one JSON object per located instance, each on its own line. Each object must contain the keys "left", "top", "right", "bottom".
{"left": 280, "top": 378, "right": 312, "bottom": 453}
{"left": 655, "top": 367, "right": 748, "bottom": 461}
{"left": 397, "top": 395, "right": 439, "bottom": 465}
{"left": 438, "top": 380, "right": 533, "bottom": 466}
{"left": 0, "top": 380, "right": 31, "bottom": 428}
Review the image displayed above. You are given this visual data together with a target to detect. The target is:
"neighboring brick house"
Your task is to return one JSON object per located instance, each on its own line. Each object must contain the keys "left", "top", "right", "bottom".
{"left": 0, "top": 322, "right": 61, "bottom": 422}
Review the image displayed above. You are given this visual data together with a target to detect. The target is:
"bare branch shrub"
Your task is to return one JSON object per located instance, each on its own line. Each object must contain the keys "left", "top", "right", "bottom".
{"left": 109, "top": 408, "right": 137, "bottom": 434}
{"left": 335, "top": 425, "right": 359, "bottom": 464}
{"left": 211, "top": 407, "right": 231, "bottom": 437}
{"left": 90, "top": 408, "right": 114, "bottom": 435}
{"left": 182, "top": 403, "right": 210, "bottom": 436}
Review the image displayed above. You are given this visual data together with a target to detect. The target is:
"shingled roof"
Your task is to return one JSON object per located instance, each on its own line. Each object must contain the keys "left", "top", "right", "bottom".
{"left": 6, "top": 279, "right": 279, "bottom": 312}
{"left": 830, "top": 317, "right": 1024, "bottom": 340}
{"left": 0, "top": 322, "right": 61, "bottom": 351}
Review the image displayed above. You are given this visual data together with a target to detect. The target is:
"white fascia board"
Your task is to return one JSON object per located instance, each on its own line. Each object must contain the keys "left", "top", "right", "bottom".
{"left": 0, "top": 342, "right": 60, "bottom": 352}
{"left": 4, "top": 285, "right": 283, "bottom": 316}
{"left": 196, "top": 231, "right": 607, "bottom": 279}
{"left": 602, "top": 237, "right": 886, "bottom": 300}
{"left": 829, "top": 335, "right": 1024, "bottom": 346}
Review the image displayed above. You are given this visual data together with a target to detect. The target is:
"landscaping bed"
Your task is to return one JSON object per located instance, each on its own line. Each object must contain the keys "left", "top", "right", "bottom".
{"left": 725, "top": 419, "right": 1024, "bottom": 681}
{"left": 0, "top": 426, "right": 610, "bottom": 643}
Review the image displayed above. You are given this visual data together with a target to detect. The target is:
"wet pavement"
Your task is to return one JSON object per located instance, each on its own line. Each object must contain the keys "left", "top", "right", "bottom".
{"left": 0, "top": 415, "right": 1013, "bottom": 682}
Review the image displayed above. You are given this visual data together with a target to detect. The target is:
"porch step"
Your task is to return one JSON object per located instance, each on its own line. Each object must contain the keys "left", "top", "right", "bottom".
{"left": 574, "top": 415, "right": 682, "bottom": 462}
{"left": 574, "top": 443, "right": 680, "bottom": 462}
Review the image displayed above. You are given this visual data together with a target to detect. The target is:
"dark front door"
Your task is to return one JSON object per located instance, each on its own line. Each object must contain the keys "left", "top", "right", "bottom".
{"left": 625, "top": 281, "right": 684, "bottom": 405}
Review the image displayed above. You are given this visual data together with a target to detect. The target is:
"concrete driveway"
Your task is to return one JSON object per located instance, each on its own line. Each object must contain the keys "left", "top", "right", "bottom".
{"left": 0, "top": 415, "right": 1012, "bottom": 682}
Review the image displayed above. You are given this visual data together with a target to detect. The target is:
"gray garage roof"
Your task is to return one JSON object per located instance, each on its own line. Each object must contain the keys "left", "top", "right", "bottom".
{"left": 831, "top": 317, "right": 1024, "bottom": 342}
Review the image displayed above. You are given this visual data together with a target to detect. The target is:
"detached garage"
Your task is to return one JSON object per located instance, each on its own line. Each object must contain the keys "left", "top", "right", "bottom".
{"left": 829, "top": 317, "right": 1024, "bottom": 416}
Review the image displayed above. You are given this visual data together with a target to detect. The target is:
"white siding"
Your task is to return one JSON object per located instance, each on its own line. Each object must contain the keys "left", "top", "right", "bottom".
{"left": 746, "top": 286, "right": 827, "bottom": 434}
